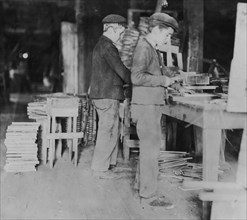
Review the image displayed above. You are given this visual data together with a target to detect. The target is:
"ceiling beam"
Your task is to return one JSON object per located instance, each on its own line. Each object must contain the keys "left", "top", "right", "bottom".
{"left": 2, "top": 0, "right": 75, "bottom": 8}
{"left": 4, "top": 27, "right": 51, "bottom": 35}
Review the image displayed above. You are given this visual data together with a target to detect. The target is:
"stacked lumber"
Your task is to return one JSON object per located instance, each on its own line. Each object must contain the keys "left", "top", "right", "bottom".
{"left": 159, "top": 151, "right": 202, "bottom": 180}
{"left": 4, "top": 122, "right": 40, "bottom": 172}
{"left": 27, "top": 101, "right": 47, "bottom": 120}
{"left": 180, "top": 72, "right": 210, "bottom": 85}
{"left": 120, "top": 28, "right": 140, "bottom": 69}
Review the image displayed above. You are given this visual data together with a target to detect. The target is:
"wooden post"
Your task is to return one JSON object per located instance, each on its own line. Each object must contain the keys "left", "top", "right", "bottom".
{"left": 75, "top": 0, "right": 87, "bottom": 95}
{"left": 236, "top": 125, "right": 247, "bottom": 188}
{"left": 184, "top": 0, "right": 204, "bottom": 72}
{"left": 61, "top": 22, "right": 78, "bottom": 94}
{"left": 184, "top": 0, "right": 204, "bottom": 171}
{"left": 227, "top": 3, "right": 247, "bottom": 112}
{"left": 0, "top": 2, "right": 4, "bottom": 71}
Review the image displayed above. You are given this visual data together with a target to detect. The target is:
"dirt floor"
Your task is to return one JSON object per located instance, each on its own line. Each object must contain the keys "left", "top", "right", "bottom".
{"left": 0, "top": 93, "right": 241, "bottom": 220}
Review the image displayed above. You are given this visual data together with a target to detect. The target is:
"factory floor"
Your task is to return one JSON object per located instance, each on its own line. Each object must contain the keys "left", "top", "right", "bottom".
{"left": 0, "top": 93, "right": 240, "bottom": 220}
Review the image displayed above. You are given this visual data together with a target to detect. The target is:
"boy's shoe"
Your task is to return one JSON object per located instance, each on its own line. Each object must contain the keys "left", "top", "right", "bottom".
{"left": 148, "top": 196, "right": 174, "bottom": 209}
{"left": 93, "top": 170, "right": 123, "bottom": 179}
{"left": 140, "top": 195, "right": 174, "bottom": 209}
{"left": 108, "top": 164, "right": 117, "bottom": 171}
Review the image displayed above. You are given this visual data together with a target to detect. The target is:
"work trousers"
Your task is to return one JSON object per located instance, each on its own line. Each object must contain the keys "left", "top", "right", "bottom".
{"left": 131, "top": 104, "right": 163, "bottom": 198}
{"left": 91, "top": 99, "right": 120, "bottom": 172}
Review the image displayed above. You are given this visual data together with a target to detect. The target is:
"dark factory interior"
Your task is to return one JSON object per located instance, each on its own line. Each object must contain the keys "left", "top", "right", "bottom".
{"left": 0, "top": 0, "right": 246, "bottom": 219}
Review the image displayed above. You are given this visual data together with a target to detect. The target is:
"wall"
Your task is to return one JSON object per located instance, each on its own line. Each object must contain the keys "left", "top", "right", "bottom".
{"left": 204, "top": 0, "right": 246, "bottom": 73}
{"left": 1, "top": 0, "right": 245, "bottom": 93}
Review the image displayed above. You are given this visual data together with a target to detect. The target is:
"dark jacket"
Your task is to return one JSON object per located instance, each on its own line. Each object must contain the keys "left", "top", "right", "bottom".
{"left": 89, "top": 35, "right": 131, "bottom": 100}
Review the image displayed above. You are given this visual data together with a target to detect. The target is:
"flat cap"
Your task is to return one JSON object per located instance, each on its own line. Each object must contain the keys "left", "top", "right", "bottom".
{"left": 102, "top": 14, "right": 127, "bottom": 26}
{"left": 150, "top": 12, "right": 178, "bottom": 32}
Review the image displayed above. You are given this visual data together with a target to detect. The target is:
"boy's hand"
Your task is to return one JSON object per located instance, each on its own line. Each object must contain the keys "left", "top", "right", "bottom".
{"left": 178, "top": 87, "right": 195, "bottom": 96}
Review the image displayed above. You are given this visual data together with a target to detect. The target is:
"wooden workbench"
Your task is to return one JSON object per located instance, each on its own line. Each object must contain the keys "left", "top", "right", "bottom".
{"left": 162, "top": 98, "right": 247, "bottom": 181}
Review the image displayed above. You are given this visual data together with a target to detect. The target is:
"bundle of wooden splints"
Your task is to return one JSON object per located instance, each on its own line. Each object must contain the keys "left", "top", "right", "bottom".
{"left": 138, "top": 17, "right": 150, "bottom": 36}
{"left": 120, "top": 28, "right": 140, "bottom": 69}
{"left": 27, "top": 101, "right": 47, "bottom": 120}
{"left": 159, "top": 151, "right": 202, "bottom": 180}
{"left": 84, "top": 102, "right": 97, "bottom": 143}
{"left": 4, "top": 122, "right": 40, "bottom": 172}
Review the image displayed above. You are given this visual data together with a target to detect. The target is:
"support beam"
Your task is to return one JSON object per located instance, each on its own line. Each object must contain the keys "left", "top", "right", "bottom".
{"left": 75, "top": 0, "right": 87, "bottom": 95}
{"left": 0, "top": 2, "right": 4, "bottom": 71}
{"left": 184, "top": 0, "right": 204, "bottom": 72}
{"left": 61, "top": 22, "right": 78, "bottom": 94}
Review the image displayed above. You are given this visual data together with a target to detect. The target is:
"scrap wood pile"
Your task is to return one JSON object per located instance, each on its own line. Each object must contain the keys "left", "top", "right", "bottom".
{"left": 159, "top": 151, "right": 202, "bottom": 180}
{"left": 4, "top": 122, "right": 40, "bottom": 172}
{"left": 27, "top": 101, "right": 47, "bottom": 120}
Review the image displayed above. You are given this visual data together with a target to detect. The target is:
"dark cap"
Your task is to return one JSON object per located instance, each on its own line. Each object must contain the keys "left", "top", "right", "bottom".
{"left": 102, "top": 14, "right": 127, "bottom": 26}
{"left": 150, "top": 12, "right": 178, "bottom": 32}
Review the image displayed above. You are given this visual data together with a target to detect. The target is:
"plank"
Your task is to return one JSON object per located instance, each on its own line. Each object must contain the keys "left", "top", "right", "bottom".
{"left": 199, "top": 189, "right": 246, "bottom": 201}
{"left": 227, "top": 3, "right": 247, "bottom": 112}
{"left": 61, "top": 22, "right": 78, "bottom": 94}
{"left": 183, "top": 181, "right": 242, "bottom": 190}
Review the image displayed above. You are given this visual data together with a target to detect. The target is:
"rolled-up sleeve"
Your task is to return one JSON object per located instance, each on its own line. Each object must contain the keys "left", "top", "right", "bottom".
{"left": 131, "top": 43, "right": 171, "bottom": 87}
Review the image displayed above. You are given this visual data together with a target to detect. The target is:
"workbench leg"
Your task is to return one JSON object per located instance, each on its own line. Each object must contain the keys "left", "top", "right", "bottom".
{"left": 160, "top": 115, "right": 166, "bottom": 151}
{"left": 123, "top": 139, "right": 130, "bottom": 163}
{"left": 202, "top": 128, "right": 221, "bottom": 181}
{"left": 171, "top": 121, "right": 177, "bottom": 150}
{"left": 194, "top": 126, "right": 203, "bottom": 156}
{"left": 73, "top": 116, "right": 78, "bottom": 167}
{"left": 236, "top": 127, "right": 247, "bottom": 187}
{"left": 67, "top": 118, "right": 72, "bottom": 161}
{"left": 123, "top": 136, "right": 130, "bottom": 163}
{"left": 220, "top": 130, "right": 226, "bottom": 162}
{"left": 56, "top": 121, "right": 62, "bottom": 159}
{"left": 49, "top": 116, "right": 56, "bottom": 168}
{"left": 202, "top": 201, "right": 211, "bottom": 220}
{"left": 41, "top": 121, "right": 48, "bottom": 164}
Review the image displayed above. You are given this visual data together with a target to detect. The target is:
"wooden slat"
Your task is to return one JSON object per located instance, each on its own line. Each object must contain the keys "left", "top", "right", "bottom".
{"left": 199, "top": 190, "right": 246, "bottom": 202}
{"left": 125, "top": 139, "right": 139, "bottom": 148}
{"left": 47, "top": 132, "right": 84, "bottom": 139}
{"left": 183, "top": 181, "right": 242, "bottom": 190}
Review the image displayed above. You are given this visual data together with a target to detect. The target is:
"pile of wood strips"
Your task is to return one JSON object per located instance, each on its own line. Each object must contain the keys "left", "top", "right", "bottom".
{"left": 27, "top": 101, "right": 47, "bottom": 120}
{"left": 4, "top": 122, "right": 40, "bottom": 172}
{"left": 159, "top": 151, "right": 202, "bottom": 180}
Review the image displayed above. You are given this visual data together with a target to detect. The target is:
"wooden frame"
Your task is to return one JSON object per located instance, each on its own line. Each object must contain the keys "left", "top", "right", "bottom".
{"left": 162, "top": 99, "right": 247, "bottom": 181}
